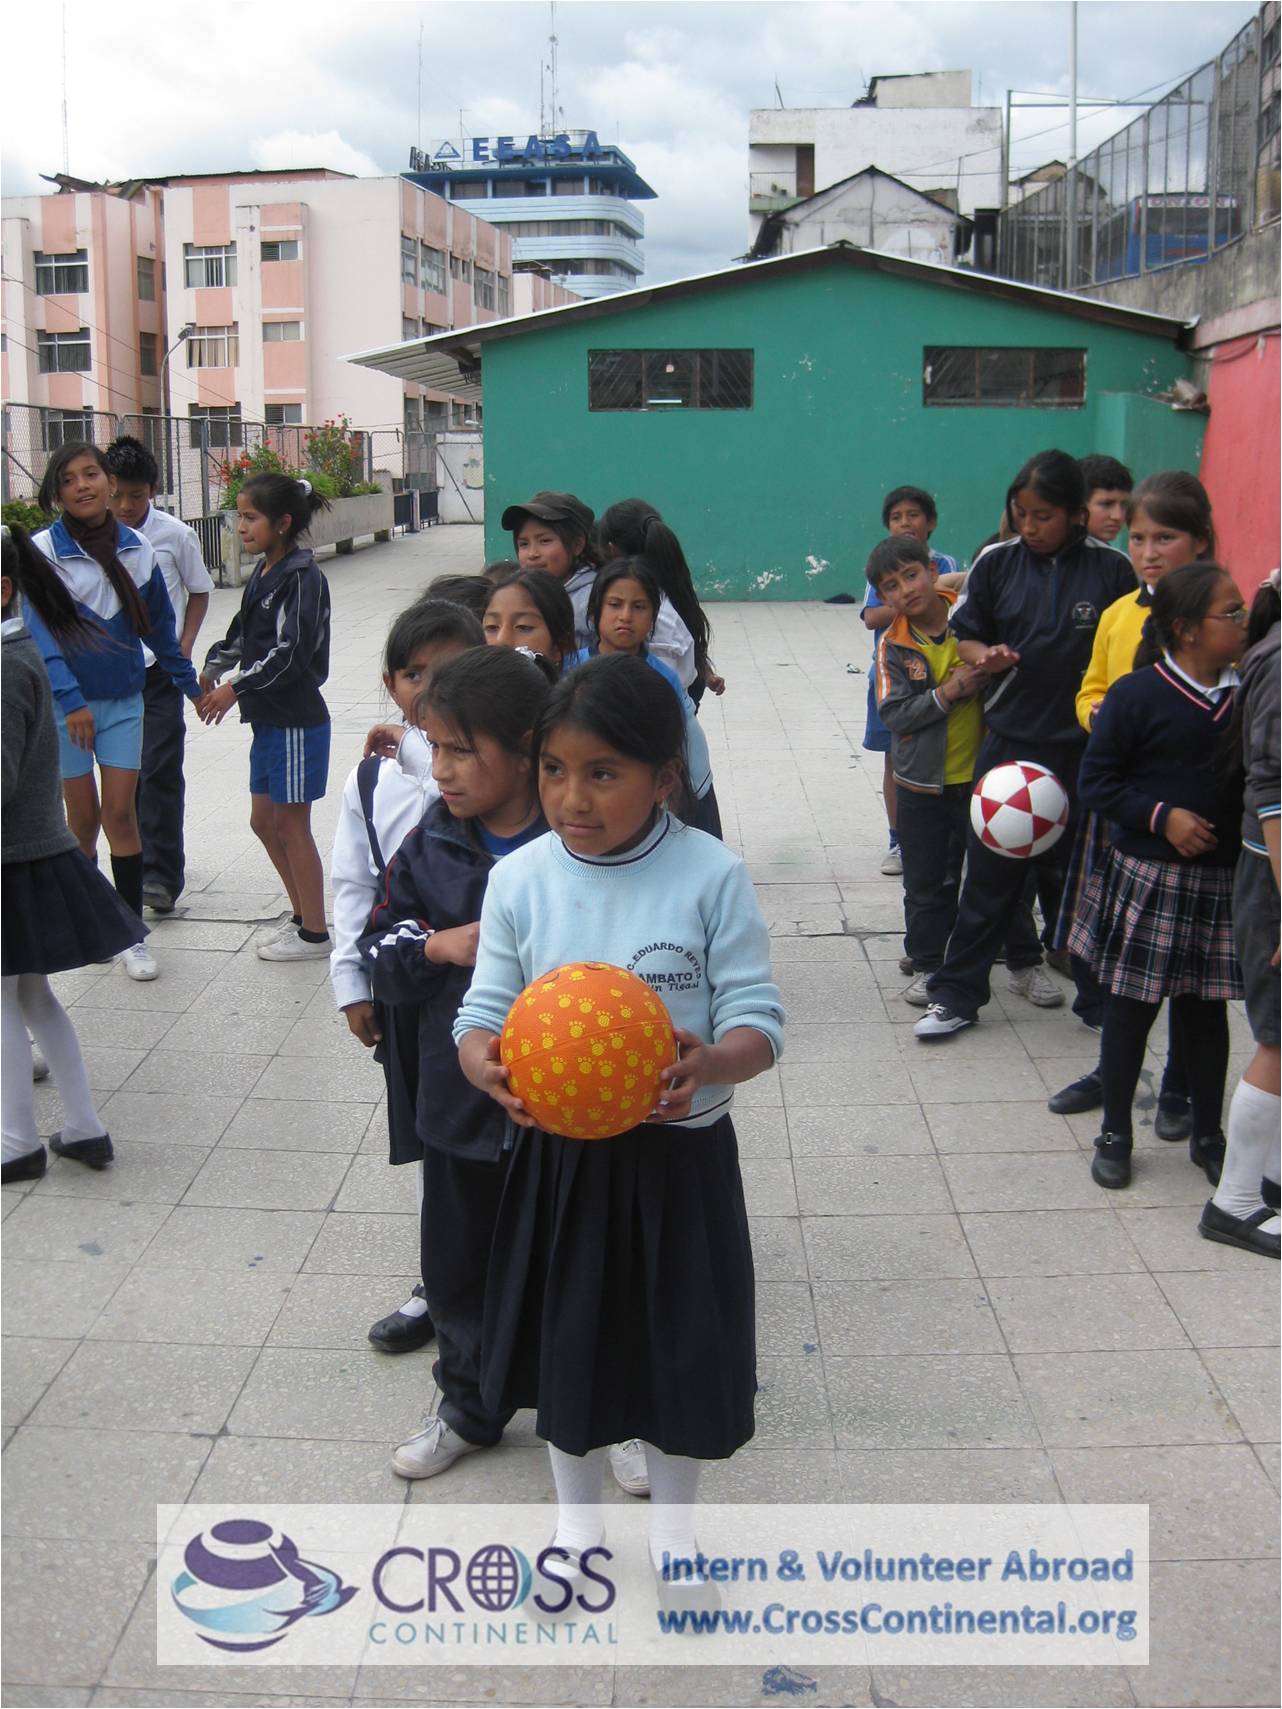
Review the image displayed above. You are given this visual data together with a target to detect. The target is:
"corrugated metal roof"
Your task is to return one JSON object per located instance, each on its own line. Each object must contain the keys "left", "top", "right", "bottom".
{"left": 343, "top": 240, "right": 1194, "bottom": 394}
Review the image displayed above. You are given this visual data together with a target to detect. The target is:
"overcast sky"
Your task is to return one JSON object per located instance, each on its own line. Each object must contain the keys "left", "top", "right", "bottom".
{"left": 4, "top": 0, "right": 1258, "bottom": 283}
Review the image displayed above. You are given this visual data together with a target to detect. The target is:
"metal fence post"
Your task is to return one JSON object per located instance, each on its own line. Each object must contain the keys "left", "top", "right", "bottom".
{"left": 199, "top": 418, "right": 211, "bottom": 517}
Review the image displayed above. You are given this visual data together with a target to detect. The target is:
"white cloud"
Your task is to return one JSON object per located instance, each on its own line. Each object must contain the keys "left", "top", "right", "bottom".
{"left": 249, "top": 130, "right": 382, "bottom": 178}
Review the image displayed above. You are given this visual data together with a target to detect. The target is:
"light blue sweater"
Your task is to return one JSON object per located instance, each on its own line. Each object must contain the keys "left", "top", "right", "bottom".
{"left": 453, "top": 812, "right": 784, "bottom": 1127}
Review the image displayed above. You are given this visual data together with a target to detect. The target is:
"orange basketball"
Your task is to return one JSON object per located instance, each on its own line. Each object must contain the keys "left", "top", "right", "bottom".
{"left": 500, "top": 962, "right": 677, "bottom": 1141}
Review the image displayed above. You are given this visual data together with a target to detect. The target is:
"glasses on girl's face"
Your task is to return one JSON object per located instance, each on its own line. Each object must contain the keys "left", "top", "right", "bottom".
{"left": 1206, "top": 607, "right": 1249, "bottom": 626}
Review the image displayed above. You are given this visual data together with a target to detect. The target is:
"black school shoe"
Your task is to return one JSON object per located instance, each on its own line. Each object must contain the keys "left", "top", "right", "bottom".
{"left": 2, "top": 1145, "right": 47, "bottom": 1185}
{"left": 1090, "top": 1133, "right": 1133, "bottom": 1190}
{"left": 1199, "top": 1200, "right": 1280, "bottom": 1259}
{"left": 1153, "top": 1095, "right": 1192, "bottom": 1142}
{"left": 1263, "top": 1178, "right": 1280, "bottom": 1212}
{"left": 368, "top": 1285, "right": 437, "bottom": 1353}
{"left": 1048, "top": 1069, "right": 1103, "bottom": 1116}
{"left": 50, "top": 1131, "right": 114, "bottom": 1170}
{"left": 1190, "top": 1132, "right": 1225, "bottom": 1187}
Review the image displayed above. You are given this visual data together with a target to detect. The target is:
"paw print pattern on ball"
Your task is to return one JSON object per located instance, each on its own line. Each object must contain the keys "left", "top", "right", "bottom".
{"left": 500, "top": 962, "right": 676, "bottom": 1141}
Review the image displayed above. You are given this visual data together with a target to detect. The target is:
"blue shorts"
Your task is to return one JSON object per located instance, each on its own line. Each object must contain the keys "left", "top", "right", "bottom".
{"left": 863, "top": 669, "right": 891, "bottom": 752}
{"left": 249, "top": 723, "right": 331, "bottom": 805}
{"left": 56, "top": 694, "right": 144, "bottom": 779}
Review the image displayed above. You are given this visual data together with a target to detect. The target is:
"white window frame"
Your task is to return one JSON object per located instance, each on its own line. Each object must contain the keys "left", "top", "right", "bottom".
{"left": 37, "top": 328, "right": 91, "bottom": 373}
{"left": 261, "top": 239, "right": 300, "bottom": 263}
{"left": 401, "top": 234, "right": 418, "bottom": 284}
{"left": 136, "top": 256, "right": 156, "bottom": 301}
{"left": 262, "top": 321, "right": 302, "bottom": 342}
{"left": 419, "top": 243, "right": 446, "bottom": 294}
{"left": 183, "top": 243, "right": 237, "bottom": 288}
{"left": 34, "top": 250, "right": 88, "bottom": 294}
{"left": 186, "top": 325, "right": 239, "bottom": 368}
{"left": 265, "top": 403, "right": 303, "bottom": 425}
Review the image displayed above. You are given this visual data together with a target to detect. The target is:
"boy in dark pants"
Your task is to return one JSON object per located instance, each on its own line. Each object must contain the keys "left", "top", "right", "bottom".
{"left": 871, "top": 539, "right": 1055, "bottom": 1007}
{"left": 106, "top": 437, "right": 213, "bottom": 912}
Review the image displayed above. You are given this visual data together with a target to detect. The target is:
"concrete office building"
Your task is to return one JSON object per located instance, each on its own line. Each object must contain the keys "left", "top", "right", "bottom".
{"left": 749, "top": 72, "right": 1003, "bottom": 257}
{"left": 405, "top": 129, "right": 656, "bottom": 298}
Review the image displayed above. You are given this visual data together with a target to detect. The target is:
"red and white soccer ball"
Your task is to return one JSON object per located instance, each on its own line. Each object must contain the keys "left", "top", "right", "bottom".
{"left": 970, "top": 762, "right": 1070, "bottom": 859}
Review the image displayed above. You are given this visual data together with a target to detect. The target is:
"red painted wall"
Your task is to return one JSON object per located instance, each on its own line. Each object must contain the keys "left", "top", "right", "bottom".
{"left": 1199, "top": 330, "right": 1281, "bottom": 590}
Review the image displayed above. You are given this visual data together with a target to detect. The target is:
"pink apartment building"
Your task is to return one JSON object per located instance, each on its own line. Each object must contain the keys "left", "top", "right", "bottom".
{"left": 2, "top": 167, "right": 579, "bottom": 461}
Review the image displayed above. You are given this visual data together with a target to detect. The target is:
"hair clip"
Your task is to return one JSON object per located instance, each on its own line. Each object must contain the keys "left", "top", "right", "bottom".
{"left": 297, "top": 477, "right": 312, "bottom": 496}
{"left": 513, "top": 645, "right": 544, "bottom": 661}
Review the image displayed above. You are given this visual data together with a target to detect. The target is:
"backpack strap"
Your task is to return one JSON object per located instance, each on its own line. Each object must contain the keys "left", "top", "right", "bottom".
{"left": 356, "top": 754, "right": 386, "bottom": 875}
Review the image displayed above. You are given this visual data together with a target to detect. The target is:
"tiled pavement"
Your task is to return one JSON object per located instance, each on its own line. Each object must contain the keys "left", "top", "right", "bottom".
{"left": 2, "top": 525, "right": 1277, "bottom": 1709}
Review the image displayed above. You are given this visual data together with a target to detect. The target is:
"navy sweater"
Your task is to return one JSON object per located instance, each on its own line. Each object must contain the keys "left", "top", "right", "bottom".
{"left": 357, "top": 798, "right": 546, "bottom": 1161}
{"left": 951, "top": 534, "right": 1135, "bottom": 747}
{"left": 203, "top": 547, "right": 330, "bottom": 727}
{"left": 1077, "top": 661, "right": 1242, "bottom": 867}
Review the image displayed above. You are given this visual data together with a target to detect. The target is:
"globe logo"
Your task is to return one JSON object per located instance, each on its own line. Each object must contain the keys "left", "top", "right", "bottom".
{"left": 466, "top": 1543, "right": 532, "bottom": 1613}
{"left": 171, "top": 1518, "right": 357, "bottom": 1651}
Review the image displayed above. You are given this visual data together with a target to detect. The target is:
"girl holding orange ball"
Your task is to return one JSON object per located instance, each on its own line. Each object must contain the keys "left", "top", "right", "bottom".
{"left": 455, "top": 653, "right": 784, "bottom": 1593}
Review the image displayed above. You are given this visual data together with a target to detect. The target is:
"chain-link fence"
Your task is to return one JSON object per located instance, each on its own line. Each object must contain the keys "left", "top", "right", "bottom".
{"left": 1, "top": 403, "right": 444, "bottom": 569}
{"left": 999, "top": 8, "right": 1279, "bottom": 290}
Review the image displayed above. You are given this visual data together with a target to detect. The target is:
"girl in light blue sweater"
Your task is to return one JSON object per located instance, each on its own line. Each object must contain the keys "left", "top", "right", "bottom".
{"left": 455, "top": 653, "right": 783, "bottom": 1591}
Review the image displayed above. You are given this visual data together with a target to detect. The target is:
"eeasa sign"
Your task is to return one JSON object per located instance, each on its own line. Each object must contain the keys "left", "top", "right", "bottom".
{"left": 408, "top": 133, "right": 605, "bottom": 172}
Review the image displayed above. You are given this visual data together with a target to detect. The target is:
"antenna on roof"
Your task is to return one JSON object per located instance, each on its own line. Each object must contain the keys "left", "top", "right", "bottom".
{"left": 549, "top": 0, "right": 560, "bottom": 132}
{"left": 60, "top": 2, "right": 70, "bottom": 174}
{"left": 416, "top": 18, "right": 424, "bottom": 154}
{"left": 774, "top": 77, "right": 785, "bottom": 108}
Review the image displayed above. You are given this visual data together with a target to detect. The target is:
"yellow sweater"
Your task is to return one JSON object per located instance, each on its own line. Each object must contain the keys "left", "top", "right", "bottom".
{"left": 1076, "top": 589, "right": 1150, "bottom": 732}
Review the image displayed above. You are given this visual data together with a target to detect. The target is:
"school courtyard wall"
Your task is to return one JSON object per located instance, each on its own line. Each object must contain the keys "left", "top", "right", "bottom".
{"left": 479, "top": 265, "right": 1200, "bottom": 598}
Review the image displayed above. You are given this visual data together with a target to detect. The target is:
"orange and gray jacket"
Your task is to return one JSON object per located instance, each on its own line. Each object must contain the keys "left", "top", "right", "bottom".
{"left": 873, "top": 587, "right": 970, "bottom": 795}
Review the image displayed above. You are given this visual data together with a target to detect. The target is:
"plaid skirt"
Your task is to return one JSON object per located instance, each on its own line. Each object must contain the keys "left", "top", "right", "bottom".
{"left": 1051, "top": 810, "right": 1111, "bottom": 950}
{"left": 1068, "top": 849, "right": 1242, "bottom": 1004}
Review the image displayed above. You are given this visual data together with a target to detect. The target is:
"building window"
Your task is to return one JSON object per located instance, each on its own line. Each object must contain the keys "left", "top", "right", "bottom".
{"left": 497, "top": 273, "right": 511, "bottom": 316}
{"left": 588, "top": 349, "right": 754, "bottom": 411}
{"left": 263, "top": 321, "right": 302, "bottom": 342}
{"left": 473, "top": 266, "right": 495, "bottom": 309}
{"left": 137, "top": 256, "right": 156, "bottom": 301}
{"left": 36, "top": 328, "right": 91, "bottom": 373}
{"left": 187, "top": 325, "right": 238, "bottom": 367}
{"left": 401, "top": 234, "right": 418, "bottom": 284}
{"left": 183, "top": 242, "right": 237, "bottom": 288}
{"left": 426, "top": 400, "right": 448, "bottom": 430}
{"left": 402, "top": 316, "right": 420, "bottom": 342}
{"left": 140, "top": 332, "right": 158, "bottom": 376}
{"left": 420, "top": 243, "right": 447, "bottom": 294}
{"left": 261, "top": 239, "right": 300, "bottom": 263}
{"left": 922, "top": 346, "right": 1086, "bottom": 407}
{"left": 34, "top": 250, "right": 89, "bottom": 294}
{"left": 448, "top": 181, "right": 489, "bottom": 200}
{"left": 265, "top": 403, "right": 303, "bottom": 425}
{"left": 188, "top": 404, "right": 243, "bottom": 448}
{"left": 41, "top": 407, "right": 92, "bottom": 449}
{"left": 404, "top": 397, "right": 421, "bottom": 431}
{"left": 450, "top": 253, "right": 473, "bottom": 282}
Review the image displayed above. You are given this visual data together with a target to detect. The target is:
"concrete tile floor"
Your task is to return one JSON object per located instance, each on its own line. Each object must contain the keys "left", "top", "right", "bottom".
{"left": 2, "top": 525, "right": 1277, "bottom": 1708}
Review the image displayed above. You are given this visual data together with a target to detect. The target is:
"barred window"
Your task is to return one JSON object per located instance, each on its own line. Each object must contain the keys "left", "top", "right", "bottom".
{"left": 261, "top": 239, "right": 300, "bottom": 262}
{"left": 184, "top": 243, "right": 237, "bottom": 288}
{"left": 923, "top": 347, "right": 1086, "bottom": 407}
{"left": 188, "top": 404, "right": 243, "bottom": 448}
{"left": 37, "top": 328, "right": 91, "bottom": 373}
{"left": 34, "top": 250, "right": 88, "bottom": 294}
{"left": 41, "top": 407, "right": 93, "bottom": 449}
{"left": 187, "top": 325, "right": 239, "bottom": 368}
{"left": 136, "top": 256, "right": 156, "bottom": 301}
{"left": 588, "top": 349, "right": 754, "bottom": 411}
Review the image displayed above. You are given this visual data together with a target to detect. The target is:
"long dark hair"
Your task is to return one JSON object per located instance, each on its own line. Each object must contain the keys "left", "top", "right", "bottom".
{"left": 416, "top": 642, "right": 555, "bottom": 752}
{"left": 595, "top": 498, "right": 711, "bottom": 670}
{"left": 1134, "top": 562, "right": 1237, "bottom": 669}
{"left": 534, "top": 653, "right": 685, "bottom": 774}
{"left": 2, "top": 523, "right": 101, "bottom": 648}
{"left": 1128, "top": 470, "right": 1216, "bottom": 559}
{"left": 483, "top": 569, "right": 577, "bottom": 663}
{"left": 383, "top": 598, "right": 483, "bottom": 673}
{"left": 37, "top": 440, "right": 152, "bottom": 636}
{"left": 586, "top": 558, "right": 663, "bottom": 642}
{"left": 240, "top": 473, "right": 330, "bottom": 543}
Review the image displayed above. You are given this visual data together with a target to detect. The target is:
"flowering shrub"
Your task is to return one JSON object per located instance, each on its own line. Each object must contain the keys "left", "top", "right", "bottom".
{"left": 304, "top": 417, "right": 363, "bottom": 497}
{"left": 219, "top": 419, "right": 378, "bottom": 508}
{"left": 219, "top": 442, "right": 288, "bottom": 508}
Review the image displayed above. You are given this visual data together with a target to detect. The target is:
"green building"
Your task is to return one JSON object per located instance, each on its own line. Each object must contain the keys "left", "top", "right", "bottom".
{"left": 349, "top": 244, "right": 1200, "bottom": 599}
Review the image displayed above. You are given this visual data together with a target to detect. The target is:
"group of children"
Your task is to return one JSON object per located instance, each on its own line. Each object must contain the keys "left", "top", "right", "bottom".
{"left": 865, "top": 451, "right": 1279, "bottom": 1257}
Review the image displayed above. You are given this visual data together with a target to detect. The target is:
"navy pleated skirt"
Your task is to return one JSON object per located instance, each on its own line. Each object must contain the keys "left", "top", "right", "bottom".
{"left": 480, "top": 1113, "right": 757, "bottom": 1460}
{"left": 1, "top": 848, "right": 145, "bottom": 977}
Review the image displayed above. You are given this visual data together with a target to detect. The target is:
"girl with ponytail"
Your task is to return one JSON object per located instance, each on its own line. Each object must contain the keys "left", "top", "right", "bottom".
{"left": 30, "top": 443, "right": 201, "bottom": 982}
{"left": 596, "top": 498, "right": 723, "bottom": 703}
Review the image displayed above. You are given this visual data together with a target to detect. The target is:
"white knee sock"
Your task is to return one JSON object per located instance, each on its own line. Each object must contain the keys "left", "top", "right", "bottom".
{"left": 396, "top": 1162, "right": 430, "bottom": 1317}
{"left": 2, "top": 978, "right": 40, "bottom": 1162}
{"left": 1213, "top": 1080, "right": 1281, "bottom": 1233}
{"left": 17, "top": 974, "right": 104, "bottom": 1144}
{"left": 644, "top": 1445, "right": 702, "bottom": 1574}
{"left": 548, "top": 1444, "right": 607, "bottom": 1551}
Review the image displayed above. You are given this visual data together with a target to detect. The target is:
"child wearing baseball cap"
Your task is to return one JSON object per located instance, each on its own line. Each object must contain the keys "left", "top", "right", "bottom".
{"left": 500, "top": 492, "right": 599, "bottom": 649}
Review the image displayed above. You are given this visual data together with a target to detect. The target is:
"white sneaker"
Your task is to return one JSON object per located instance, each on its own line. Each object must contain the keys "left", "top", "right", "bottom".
{"left": 1007, "top": 965, "right": 1065, "bottom": 1009}
{"left": 256, "top": 929, "right": 332, "bottom": 962}
{"left": 914, "top": 1003, "right": 973, "bottom": 1039}
{"left": 609, "top": 1439, "right": 650, "bottom": 1497}
{"left": 120, "top": 943, "right": 158, "bottom": 982}
{"left": 879, "top": 845, "right": 903, "bottom": 876}
{"left": 391, "top": 1414, "right": 483, "bottom": 1480}
{"left": 902, "top": 972, "right": 933, "bottom": 1008}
